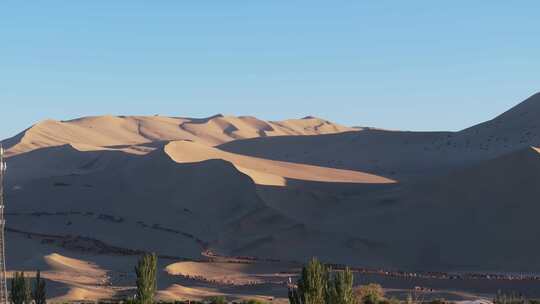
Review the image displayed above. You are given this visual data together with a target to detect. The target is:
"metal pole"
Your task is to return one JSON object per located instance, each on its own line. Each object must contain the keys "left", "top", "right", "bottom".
{"left": 0, "top": 145, "right": 8, "bottom": 304}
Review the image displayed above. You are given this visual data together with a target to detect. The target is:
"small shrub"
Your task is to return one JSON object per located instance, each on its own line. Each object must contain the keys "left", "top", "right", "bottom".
{"left": 209, "top": 295, "right": 227, "bottom": 304}
{"left": 355, "top": 284, "right": 384, "bottom": 304}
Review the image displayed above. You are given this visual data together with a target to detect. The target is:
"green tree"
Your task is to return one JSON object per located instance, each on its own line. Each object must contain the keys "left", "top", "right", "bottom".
{"left": 135, "top": 253, "right": 157, "bottom": 304}
{"left": 288, "top": 258, "right": 329, "bottom": 304}
{"left": 10, "top": 272, "right": 31, "bottom": 304}
{"left": 327, "top": 268, "right": 357, "bottom": 304}
{"left": 33, "top": 270, "right": 46, "bottom": 304}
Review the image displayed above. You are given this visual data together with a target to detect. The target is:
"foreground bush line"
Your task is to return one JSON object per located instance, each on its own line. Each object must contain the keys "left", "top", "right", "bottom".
{"left": 287, "top": 257, "right": 540, "bottom": 304}
{"left": 11, "top": 255, "right": 540, "bottom": 304}
{"left": 52, "top": 300, "right": 268, "bottom": 304}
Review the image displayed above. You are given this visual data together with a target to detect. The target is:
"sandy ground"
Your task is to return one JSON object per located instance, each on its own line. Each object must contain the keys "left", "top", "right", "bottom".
{"left": 7, "top": 231, "right": 540, "bottom": 303}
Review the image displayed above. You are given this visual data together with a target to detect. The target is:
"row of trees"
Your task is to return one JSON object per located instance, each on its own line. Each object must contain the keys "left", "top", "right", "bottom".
{"left": 10, "top": 270, "right": 46, "bottom": 304}
{"left": 133, "top": 254, "right": 383, "bottom": 304}
{"left": 287, "top": 258, "right": 540, "bottom": 304}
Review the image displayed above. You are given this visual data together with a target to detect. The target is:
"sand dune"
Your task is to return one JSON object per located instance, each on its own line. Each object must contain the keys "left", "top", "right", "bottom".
{"left": 165, "top": 261, "right": 290, "bottom": 285}
{"left": 220, "top": 93, "right": 540, "bottom": 182}
{"left": 400, "top": 145, "right": 540, "bottom": 271}
{"left": 51, "top": 287, "right": 115, "bottom": 303}
{"left": 164, "top": 140, "right": 394, "bottom": 185}
{"left": 5, "top": 235, "right": 116, "bottom": 302}
{"left": 3, "top": 115, "right": 355, "bottom": 156}
{"left": 3, "top": 93, "right": 540, "bottom": 302}
{"left": 5, "top": 143, "right": 132, "bottom": 183}
{"left": 44, "top": 253, "right": 106, "bottom": 278}
{"left": 5, "top": 143, "right": 303, "bottom": 262}
{"left": 302, "top": 145, "right": 540, "bottom": 271}
{"left": 158, "top": 283, "right": 288, "bottom": 303}
{"left": 218, "top": 130, "right": 461, "bottom": 181}
{"left": 458, "top": 92, "right": 540, "bottom": 148}
{"left": 158, "top": 284, "right": 224, "bottom": 302}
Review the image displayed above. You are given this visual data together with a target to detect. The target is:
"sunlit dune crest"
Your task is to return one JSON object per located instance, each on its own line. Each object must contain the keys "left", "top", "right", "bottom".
{"left": 164, "top": 140, "right": 395, "bottom": 185}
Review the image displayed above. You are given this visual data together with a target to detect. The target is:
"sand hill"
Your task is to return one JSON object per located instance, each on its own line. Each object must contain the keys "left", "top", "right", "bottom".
{"left": 4, "top": 115, "right": 354, "bottom": 156}
{"left": 3, "top": 94, "right": 540, "bottom": 301}
{"left": 164, "top": 140, "right": 394, "bottom": 186}
{"left": 220, "top": 93, "right": 540, "bottom": 181}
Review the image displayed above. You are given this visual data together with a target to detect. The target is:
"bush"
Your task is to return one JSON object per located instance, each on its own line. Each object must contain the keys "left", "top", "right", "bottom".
{"left": 209, "top": 295, "right": 227, "bottom": 304}
{"left": 355, "top": 284, "right": 384, "bottom": 304}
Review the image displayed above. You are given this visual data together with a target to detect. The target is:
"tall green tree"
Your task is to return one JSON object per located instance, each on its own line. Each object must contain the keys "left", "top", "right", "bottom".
{"left": 327, "top": 268, "right": 357, "bottom": 304}
{"left": 135, "top": 253, "right": 157, "bottom": 304}
{"left": 33, "top": 270, "right": 46, "bottom": 304}
{"left": 10, "top": 272, "right": 31, "bottom": 304}
{"left": 288, "top": 258, "right": 329, "bottom": 304}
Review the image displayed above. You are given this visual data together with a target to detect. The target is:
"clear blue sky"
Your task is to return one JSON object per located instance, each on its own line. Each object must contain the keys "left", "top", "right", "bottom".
{"left": 1, "top": 1, "right": 539, "bottom": 139}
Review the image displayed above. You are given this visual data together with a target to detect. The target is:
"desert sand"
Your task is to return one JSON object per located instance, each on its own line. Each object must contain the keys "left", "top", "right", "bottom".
{"left": 4, "top": 115, "right": 354, "bottom": 157}
{"left": 164, "top": 140, "right": 394, "bottom": 186}
{"left": 3, "top": 93, "right": 540, "bottom": 301}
